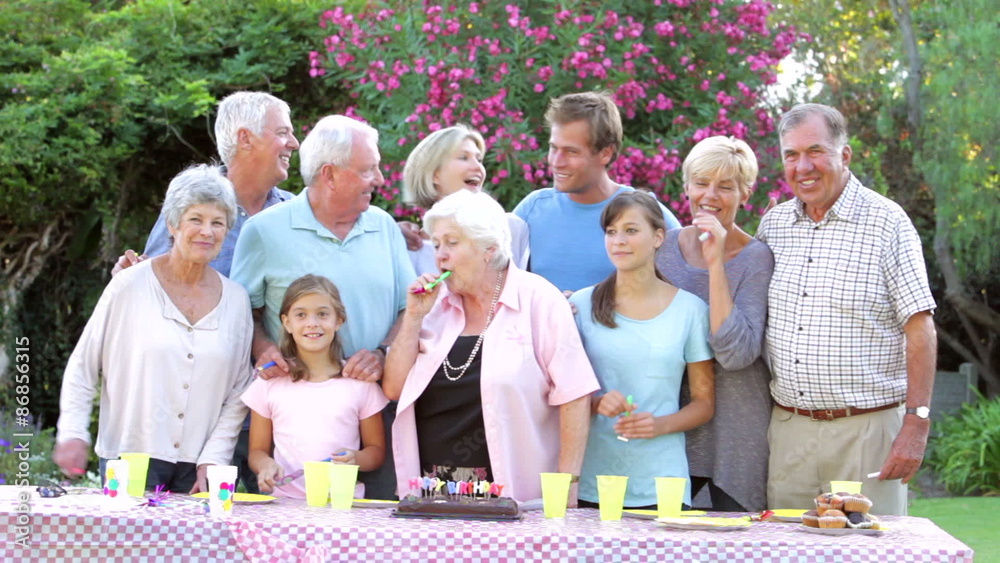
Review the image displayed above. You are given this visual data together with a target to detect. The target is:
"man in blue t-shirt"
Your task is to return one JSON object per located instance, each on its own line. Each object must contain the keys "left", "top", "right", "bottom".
{"left": 513, "top": 91, "right": 680, "bottom": 292}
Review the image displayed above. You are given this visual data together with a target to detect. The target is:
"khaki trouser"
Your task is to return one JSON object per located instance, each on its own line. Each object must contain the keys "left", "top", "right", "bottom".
{"left": 767, "top": 404, "right": 907, "bottom": 515}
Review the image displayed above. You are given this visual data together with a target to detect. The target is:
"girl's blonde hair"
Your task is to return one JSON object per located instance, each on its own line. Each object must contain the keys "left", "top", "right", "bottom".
{"left": 279, "top": 274, "right": 347, "bottom": 382}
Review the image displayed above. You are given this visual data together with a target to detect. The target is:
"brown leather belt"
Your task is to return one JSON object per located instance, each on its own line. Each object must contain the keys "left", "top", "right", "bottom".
{"left": 776, "top": 401, "right": 903, "bottom": 421}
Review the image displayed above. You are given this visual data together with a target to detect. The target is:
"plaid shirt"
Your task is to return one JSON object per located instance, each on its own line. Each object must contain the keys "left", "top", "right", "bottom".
{"left": 757, "top": 175, "right": 935, "bottom": 409}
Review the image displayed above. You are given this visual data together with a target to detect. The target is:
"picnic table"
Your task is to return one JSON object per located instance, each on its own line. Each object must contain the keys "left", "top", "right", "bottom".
{"left": 1, "top": 488, "right": 975, "bottom": 562}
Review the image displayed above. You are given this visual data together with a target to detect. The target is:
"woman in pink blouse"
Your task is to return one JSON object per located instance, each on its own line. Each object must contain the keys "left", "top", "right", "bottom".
{"left": 384, "top": 190, "right": 599, "bottom": 503}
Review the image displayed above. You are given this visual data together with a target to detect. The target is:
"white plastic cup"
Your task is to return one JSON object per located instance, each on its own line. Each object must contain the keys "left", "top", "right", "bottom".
{"left": 207, "top": 465, "right": 239, "bottom": 517}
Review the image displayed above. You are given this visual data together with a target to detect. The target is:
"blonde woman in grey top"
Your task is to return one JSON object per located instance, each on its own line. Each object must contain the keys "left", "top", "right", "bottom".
{"left": 655, "top": 136, "right": 773, "bottom": 512}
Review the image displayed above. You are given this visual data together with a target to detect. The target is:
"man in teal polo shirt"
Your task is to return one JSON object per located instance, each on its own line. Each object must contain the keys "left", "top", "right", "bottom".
{"left": 231, "top": 115, "right": 415, "bottom": 499}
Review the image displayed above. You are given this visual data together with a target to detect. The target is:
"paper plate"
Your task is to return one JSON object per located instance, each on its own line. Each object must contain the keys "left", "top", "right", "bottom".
{"left": 353, "top": 498, "right": 399, "bottom": 508}
{"left": 622, "top": 509, "right": 706, "bottom": 520}
{"left": 656, "top": 516, "right": 751, "bottom": 532}
{"left": 797, "top": 524, "right": 884, "bottom": 537}
{"left": 769, "top": 509, "right": 808, "bottom": 523}
{"left": 191, "top": 492, "right": 276, "bottom": 504}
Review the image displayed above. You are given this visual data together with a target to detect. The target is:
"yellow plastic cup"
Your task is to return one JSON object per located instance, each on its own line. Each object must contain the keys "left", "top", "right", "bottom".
{"left": 830, "top": 480, "right": 862, "bottom": 494}
{"left": 304, "top": 461, "right": 332, "bottom": 507}
{"left": 540, "top": 472, "right": 573, "bottom": 518}
{"left": 596, "top": 475, "right": 628, "bottom": 521}
{"left": 655, "top": 477, "right": 687, "bottom": 518}
{"left": 119, "top": 453, "right": 151, "bottom": 497}
{"left": 329, "top": 464, "right": 359, "bottom": 509}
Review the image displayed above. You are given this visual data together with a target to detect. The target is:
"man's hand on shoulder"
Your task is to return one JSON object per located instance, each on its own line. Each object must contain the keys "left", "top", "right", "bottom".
{"left": 343, "top": 348, "right": 384, "bottom": 382}
{"left": 397, "top": 220, "right": 425, "bottom": 252}
{"left": 110, "top": 249, "right": 147, "bottom": 276}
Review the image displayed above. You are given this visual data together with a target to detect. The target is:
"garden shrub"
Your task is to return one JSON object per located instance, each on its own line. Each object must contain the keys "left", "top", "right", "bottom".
{"left": 309, "top": 0, "right": 806, "bottom": 222}
{"left": 925, "top": 394, "right": 1000, "bottom": 496}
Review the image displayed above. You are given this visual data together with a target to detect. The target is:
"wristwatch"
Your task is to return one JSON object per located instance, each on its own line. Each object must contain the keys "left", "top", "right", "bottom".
{"left": 905, "top": 406, "right": 930, "bottom": 419}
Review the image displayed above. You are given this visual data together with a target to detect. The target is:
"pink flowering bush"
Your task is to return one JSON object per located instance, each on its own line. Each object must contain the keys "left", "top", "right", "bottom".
{"left": 309, "top": 1, "right": 804, "bottom": 221}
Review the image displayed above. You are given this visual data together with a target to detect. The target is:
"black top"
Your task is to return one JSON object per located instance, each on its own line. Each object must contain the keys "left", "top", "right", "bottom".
{"left": 414, "top": 335, "right": 493, "bottom": 482}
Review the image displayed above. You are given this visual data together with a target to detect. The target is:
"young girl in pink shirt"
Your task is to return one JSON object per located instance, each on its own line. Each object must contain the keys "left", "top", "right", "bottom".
{"left": 242, "top": 274, "right": 388, "bottom": 498}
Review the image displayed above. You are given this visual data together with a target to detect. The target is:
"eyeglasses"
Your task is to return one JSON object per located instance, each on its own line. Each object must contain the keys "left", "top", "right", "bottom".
{"left": 36, "top": 479, "right": 68, "bottom": 498}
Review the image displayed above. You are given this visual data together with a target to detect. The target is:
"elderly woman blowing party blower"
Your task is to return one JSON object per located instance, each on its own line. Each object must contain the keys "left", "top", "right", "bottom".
{"left": 54, "top": 165, "right": 254, "bottom": 494}
{"left": 384, "top": 190, "right": 599, "bottom": 503}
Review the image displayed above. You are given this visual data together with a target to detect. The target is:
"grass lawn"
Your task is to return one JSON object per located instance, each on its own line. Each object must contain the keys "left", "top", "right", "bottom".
{"left": 910, "top": 497, "right": 999, "bottom": 562}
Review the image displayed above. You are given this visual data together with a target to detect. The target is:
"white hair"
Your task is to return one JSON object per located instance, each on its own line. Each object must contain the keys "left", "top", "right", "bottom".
{"left": 424, "top": 190, "right": 511, "bottom": 270}
{"left": 299, "top": 115, "right": 380, "bottom": 187}
{"left": 214, "top": 92, "right": 291, "bottom": 166}
{"left": 162, "top": 164, "right": 238, "bottom": 232}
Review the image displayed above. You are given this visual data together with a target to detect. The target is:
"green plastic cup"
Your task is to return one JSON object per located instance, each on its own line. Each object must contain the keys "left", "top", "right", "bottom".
{"left": 304, "top": 461, "right": 332, "bottom": 507}
{"left": 119, "top": 453, "right": 150, "bottom": 497}
{"left": 540, "top": 472, "right": 573, "bottom": 518}
{"left": 596, "top": 475, "right": 628, "bottom": 521}
{"left": 830, "top": 480, "right": 862, "bottom": 494}
{"left": 655, "top": 477, "right": 687, "bottom": 518}
{"left": 328, "top": 464, "right": 359, "bottom": 509}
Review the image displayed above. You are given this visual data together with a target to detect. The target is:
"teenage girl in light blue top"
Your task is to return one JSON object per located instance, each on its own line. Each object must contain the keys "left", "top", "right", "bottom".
{"left": 570, "top": 191, "right": 715, "bottom": 508}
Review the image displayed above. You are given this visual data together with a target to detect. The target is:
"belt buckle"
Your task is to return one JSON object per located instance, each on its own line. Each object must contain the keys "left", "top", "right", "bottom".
{"left": 811, "top": 409, "right": 835, "bottom": 421}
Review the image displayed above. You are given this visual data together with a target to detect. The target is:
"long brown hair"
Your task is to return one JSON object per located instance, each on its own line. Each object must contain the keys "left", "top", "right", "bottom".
{"left": 279, "top": 274, "right": 348, "bottom": 382}
{"left": 591, "top": 191, "right": 668, "bottom": 328}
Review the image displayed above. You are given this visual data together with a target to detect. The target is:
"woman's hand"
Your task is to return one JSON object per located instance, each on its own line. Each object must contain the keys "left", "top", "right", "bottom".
{"left": 595, "top": 390, "right": 635, "bottom": 418}
{"left": 255, "top": 458, "right": 284, "bottom": 493}
{"left": 614, "top": 410, "right": 657, "bottom": 440}
{"left": 691, "top": 213, "right": 727, "bottom": 268}
{"left": 188, "top": 464, "right": 211, "bottom": 495}
{"left": 52, "top": 439, "right": 89, "bottom": 479}
{"left": 405, "top": 273, "right": 443, "bottom": 319}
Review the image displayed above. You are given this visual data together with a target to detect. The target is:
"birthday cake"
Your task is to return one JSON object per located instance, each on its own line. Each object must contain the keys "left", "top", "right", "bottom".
{"left": 395, "top": 494, "right": 520, "bottom": 520}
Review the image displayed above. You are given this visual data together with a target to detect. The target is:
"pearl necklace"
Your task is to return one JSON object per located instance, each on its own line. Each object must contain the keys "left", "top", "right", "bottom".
{"left": 442, "top": 270, "right": 504, "bottom": 381}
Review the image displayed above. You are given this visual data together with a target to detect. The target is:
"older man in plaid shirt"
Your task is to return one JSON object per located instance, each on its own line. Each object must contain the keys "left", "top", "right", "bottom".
{"left": 758, "top": 104, "right": 937, "bottom": 515}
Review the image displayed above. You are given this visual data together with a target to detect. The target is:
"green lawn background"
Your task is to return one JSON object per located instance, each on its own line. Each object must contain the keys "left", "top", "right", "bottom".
{"left": 911, "top": 497, "right": 999, "bottom": 562}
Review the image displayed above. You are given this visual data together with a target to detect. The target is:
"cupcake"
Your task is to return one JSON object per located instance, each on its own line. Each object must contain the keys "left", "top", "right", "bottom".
{"left": 819, "top": 509, "right": 848, "bottom": 529}
{"left": 843, "top": 493, "right": 873, "bottom": 514}
{"left": 801, "top": 509, "right": 820, "bottom": 528}
{"left": 847, "top": 512, "right": 881, "bottom": 529}
{"left": 814, "top": 493, "right": 844, "bottom": 515}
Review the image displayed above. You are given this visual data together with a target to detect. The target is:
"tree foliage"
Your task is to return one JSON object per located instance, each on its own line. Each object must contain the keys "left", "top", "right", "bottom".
{"left": 916, "top": 0, "right": 999, "bottom": 277}
{"left": 0, "top": 0, "right": 342, "bottom": 426}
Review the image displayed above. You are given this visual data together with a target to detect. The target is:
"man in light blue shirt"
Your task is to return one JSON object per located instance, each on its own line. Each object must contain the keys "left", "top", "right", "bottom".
{"left": 231, "top": 115, "right": 415, "bottom": 499}
{"left": 111, "top": 91, "right": 300, "bottom": 277}
{"left": 514, "top": 91, "right": 680, "bottom": 291}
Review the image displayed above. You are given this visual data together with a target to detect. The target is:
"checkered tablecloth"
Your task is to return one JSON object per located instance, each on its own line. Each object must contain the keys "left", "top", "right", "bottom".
{"left": 1, "top": 492, "right": 975, "bottom": 562}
